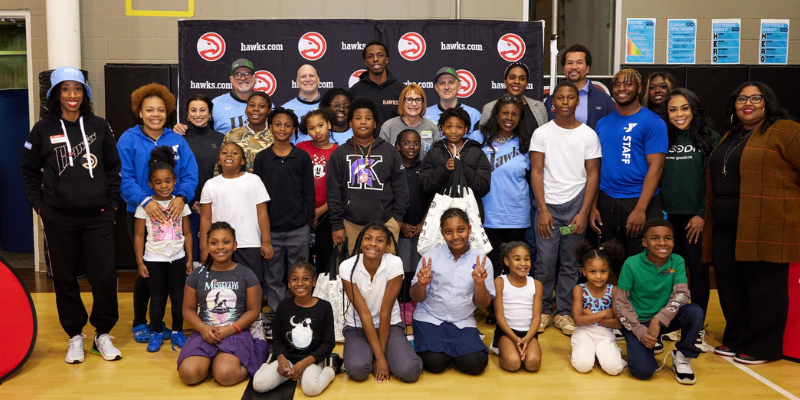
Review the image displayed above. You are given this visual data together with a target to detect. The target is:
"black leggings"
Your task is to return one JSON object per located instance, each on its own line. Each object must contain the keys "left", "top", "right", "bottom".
{"left": 146, "top": 258, "right": 187, "bottom": 333}
{"left": 127, "top": 212, "right": 150, "bottom": 328}
{"left": 667, "top": 213, "right": 709, "bottom": 318}
{"left": 418, "top": 351, "right": 488, "bottom": 375}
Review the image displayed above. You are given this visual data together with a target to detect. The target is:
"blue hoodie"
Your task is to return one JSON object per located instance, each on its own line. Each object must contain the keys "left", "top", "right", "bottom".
{"left": 117, "top": 125, "right": 199, "bottom": 213}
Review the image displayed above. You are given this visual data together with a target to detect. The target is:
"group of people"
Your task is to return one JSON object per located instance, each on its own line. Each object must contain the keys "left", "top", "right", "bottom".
{"left": 21, "top": 39, "right": 799, "bottom": 394}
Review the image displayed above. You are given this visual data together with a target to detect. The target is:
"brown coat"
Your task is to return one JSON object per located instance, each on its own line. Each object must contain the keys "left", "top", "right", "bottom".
{"left": 703, "top": 119, "right": 800, "bottom": 264}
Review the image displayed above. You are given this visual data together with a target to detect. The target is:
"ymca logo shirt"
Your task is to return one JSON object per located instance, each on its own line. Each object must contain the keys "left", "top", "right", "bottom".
{"left": 596, "top": 108, "right": 667, "bottom": 198}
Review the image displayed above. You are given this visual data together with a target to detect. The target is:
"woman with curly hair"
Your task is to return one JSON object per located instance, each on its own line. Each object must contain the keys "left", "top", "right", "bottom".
{"left": 22, "top": 66, "right": 122, "bottom": 363}
{"left": 117, "top": 82, "right": 198, "bottom": 346}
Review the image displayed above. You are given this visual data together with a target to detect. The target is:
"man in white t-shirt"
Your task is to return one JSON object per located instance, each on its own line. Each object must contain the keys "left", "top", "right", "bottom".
{"left": 529, "top": 80, "right": 602, "bottom": 336}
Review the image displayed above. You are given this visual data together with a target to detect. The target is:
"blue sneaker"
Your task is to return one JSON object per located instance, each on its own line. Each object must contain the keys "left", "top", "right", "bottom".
{"left": 161, "top": 322, "right": 172, "bottom": 340}
{"left": 147, "top": 332, "right": 163, "bottom": 352}
{"left": 171, "top": 331, "right": 187, "bottom": 351}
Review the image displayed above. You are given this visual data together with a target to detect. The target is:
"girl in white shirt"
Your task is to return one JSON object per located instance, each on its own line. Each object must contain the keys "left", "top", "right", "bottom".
{"left": 339, "top": 221, "right": 422, "bottom": 383}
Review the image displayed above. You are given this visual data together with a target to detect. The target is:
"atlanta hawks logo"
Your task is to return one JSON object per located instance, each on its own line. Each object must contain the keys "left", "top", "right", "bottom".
{"left": 398, "top": 32, "right": 426, "bottom": 61}
{"left": 349, "top": 69, "right": 366, "bottom": 88}
{"left": 254, "top": 70, "right": 277, "bottom": 96}
{"left": 298, "top": 32, "right": 327, "bottom": 61}
{"left": 457, "top": 70, "right": 477, "bottom": 98}
{"left": 197, "top": 32, "right": 226, "bottom": 61}
{"left": 497, "top": 33, "right": 525, "bottom": 62}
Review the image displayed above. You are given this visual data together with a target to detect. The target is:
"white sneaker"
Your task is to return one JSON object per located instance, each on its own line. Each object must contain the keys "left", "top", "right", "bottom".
{"left": 695, "top": 326, "right": 711, "bottom": 353}
{"left": 671, "top": 350, "right": 696, "bottom": 385}
{"left": 488, "top": 344, "right": 499, "bottom": 355}
{"left": 613, "top": 328, "right": 625, "bottom": 341}
{"left": 91, "top": 334, "right": 122, "bottom": 361}
{"left": 538, "top": 314, "right": 553, "bottom": 334}
{"left": 66, "top": 334, "right": 86, "bottom": 364}
{"left": 553, "top": 314, "right": 576, "bottom": 336}
{"left": 662, "top": 330, "right": 680, "bottom": 341}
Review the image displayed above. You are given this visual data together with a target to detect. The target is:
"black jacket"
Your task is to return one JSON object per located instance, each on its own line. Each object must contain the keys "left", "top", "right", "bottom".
{"left": 22, "top": 112, "right": 121, "bottom": 215}
{"left": 253, "top": 145, "right": 315, "bottom": 232}
{"left": 183, "top": 122, "right": 224, "bottom": 208}
{"left": 326, "top": 137, "right": 408, "bottom": 230}
{"left": 419, "top": 139, "right": 491, "bottom": 220}
{"left": 349, "top": 69, "right": 405, "bottom": 133}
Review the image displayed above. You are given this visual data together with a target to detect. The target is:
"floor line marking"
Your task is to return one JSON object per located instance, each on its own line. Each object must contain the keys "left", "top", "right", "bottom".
{"left": 719, "top": 355, "right": 800, "bottom": 400}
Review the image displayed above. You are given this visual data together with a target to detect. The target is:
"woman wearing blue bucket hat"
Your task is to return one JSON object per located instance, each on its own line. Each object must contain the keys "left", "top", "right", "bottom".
{"left": 21, "top": 66, "right": 123, "bottom": 364}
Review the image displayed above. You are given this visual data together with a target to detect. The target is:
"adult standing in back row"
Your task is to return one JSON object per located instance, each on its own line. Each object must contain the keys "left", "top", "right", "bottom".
{"left": 544, "top": 44, "right": 616, "bottom": 130}
{"left": 590, "top": 69, "right": 667, "bottom": 276}
{"left": 349, "top": 40, "right": 405, "bottom": 134}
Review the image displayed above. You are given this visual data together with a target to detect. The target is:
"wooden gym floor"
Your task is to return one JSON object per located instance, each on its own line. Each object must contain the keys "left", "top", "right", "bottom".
{"left": 4, "top": 270, "right": 800, "bottom": 400}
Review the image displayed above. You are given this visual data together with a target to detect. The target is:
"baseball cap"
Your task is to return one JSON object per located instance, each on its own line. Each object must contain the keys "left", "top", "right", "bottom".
{"left": 231, "top": 58, "right": 255, "bottom": 74}
{"left": 434, "top": 67, "right": 459, "bottom": 83}
{"left": 47, "top": 66, "right": 92, "bottom": 98}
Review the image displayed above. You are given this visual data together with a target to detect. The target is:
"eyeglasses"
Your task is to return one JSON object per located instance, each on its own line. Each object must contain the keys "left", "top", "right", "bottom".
{"left": 404, "top": 97, "right": 424, "bottom": 105}
{"left": 330, "top": 102, "right": 350, "bottom": 110}
{"left": 399, "top": 141, "right": 421, "bottom": 147}
{"left": 736, "top": 95, "right": 763, "bottom": 104}
{"left": 500, "top": 94, "right": 523, "bottom": 103}
{"left": 232, "top": 72, "right": 253, "bottom": 79}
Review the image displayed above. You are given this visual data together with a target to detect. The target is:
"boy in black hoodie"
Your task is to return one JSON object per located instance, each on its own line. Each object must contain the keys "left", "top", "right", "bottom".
{"left": 21, "top": 67, "right": 122, "bottom": 363}
{"left": 326, "top": 98, "right": 408, "bottom": 255}
{"left": 419, "top": 107, "right": 492, "bottom": 220}
{"left": 349, "top": 40, "right": 405, "bottom": 134}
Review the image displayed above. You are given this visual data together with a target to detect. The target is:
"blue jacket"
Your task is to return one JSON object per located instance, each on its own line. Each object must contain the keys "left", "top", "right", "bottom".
{"left": 544, "top": 80, "right": 616, "bottom": 130}
{"left": 117, "top": 125, "right": 198, "bottom": 212}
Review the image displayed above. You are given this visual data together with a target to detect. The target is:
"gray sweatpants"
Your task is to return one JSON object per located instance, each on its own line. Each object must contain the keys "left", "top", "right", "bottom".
{"left": 533, "top": 192, "right": 585, "bottom": 316}
{"left": 342, "top": 324, "right": 422, "bottom": 382}
{"left": 265, "top": 225, "right": 310, "bottom": 311}
{"left": 252, "top": 360, "right": 334, "bottom": 396}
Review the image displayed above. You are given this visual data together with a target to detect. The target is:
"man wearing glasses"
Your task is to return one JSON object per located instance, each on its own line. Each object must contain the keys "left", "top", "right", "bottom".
{"left": 350, "top": 40, "right": 405, "bottom": 134}
{"left": 212, "top": 58, "right": 259, "bottom": 133}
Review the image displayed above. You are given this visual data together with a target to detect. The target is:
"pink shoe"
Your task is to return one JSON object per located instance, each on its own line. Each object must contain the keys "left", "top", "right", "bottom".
{"left": 400, "top": 302, "right": 414, "bottom": 325}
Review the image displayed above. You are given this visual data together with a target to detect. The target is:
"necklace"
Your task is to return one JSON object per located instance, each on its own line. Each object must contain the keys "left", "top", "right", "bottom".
{"left": 495, "top": 133, "right": 514, "bottom": 145}
{"left": 353, "top": 139, "right": 374, "bottom": 184}
{"left": 721, "top": 129, "right": 753, "bottom": 177}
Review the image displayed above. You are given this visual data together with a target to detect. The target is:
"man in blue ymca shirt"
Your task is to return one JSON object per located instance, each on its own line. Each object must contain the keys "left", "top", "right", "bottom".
{"left": 590, "top": 68, "right": 667, "bottom": 276}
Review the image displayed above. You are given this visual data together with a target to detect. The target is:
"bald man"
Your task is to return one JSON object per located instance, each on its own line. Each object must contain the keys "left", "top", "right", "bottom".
{"left": 282, "top": 64, "right": 322, "bottom": 123}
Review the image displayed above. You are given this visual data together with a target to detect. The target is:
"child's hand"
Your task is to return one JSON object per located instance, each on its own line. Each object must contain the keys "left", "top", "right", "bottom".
{"left": 517, "top": 337, "right": 527, "bottom": 361}
{"left": 582, "top": 307, "right": 594, "bottom": 315}
{"left": 186, "top": 259, "right": 193, "bottom": 275}
{"left": 641, "top": 322, "right": 661, "bottom": 348}
{"left": 537, "top": 210, "right": 554, "bottom": 239}
{"left": 373, "top": 358, "right": 390, "bottom": 383}
{"left": 167, "top": 196, "right": 185, "bottom": 221}
{"left": 472, "top": 255, "right": 488, "bottom": 284}
{"left": 290, "top": 357, "right": 313, "bottom": 379}
{"left": 213, "top": 325, "right": 235, "bottom": 341}
{"left": 400, "top": 222, "right": 415, "bottom": 238}
{"left": 200, "top": 325, "right": 220, "bottom": 344}
{"left": 277, "top": 356, "right": 293, "bottom": 378}
{"left": 332, "top": 229, "right": 346, "bottom": 246}
{"left": 603, "top": 308, "right": 616, "bottom": 319}
{"left": 446, "top": 158, "right": 455, "bottom": 171}
{"left": 261, "top": 242, "right": 274, "bottom": 261}
{"left": 137, "top": 263, "right": 149, "bottom": 278}
{"left": 417, "top": 257, "right": 433, "bottom": 286}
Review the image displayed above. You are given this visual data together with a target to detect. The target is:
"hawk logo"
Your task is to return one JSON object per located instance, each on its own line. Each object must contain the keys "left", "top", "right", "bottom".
{"left": 298, "top": 32, "right": 327, "bottom": 61}
{"left": 349, "top": 69, "right": 366, "bottom": 88}
{"left": 197, "top": 32, "right": 225, "bottom": 61}
{"left": 398, "top": 32, "right": 426, "bottom": 61}
{"left": 497, "top": 33, "right": 525, "bottom": 62}
{"left": 346, "top": 154, "right": 383, "bottom": 190}
{"left": 623, "top": 123, "right": 638, "bottom": 133}
{"left": 456, "top": 69, "right": 476, "bottom": 98}
{"left": 254, "top": 70, "right": 277, "bottom": 96}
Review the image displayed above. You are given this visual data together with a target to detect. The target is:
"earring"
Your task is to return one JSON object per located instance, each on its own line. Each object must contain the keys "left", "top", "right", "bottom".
{"left": 730, "top": 114, "right": 733, "bottom": 124}
{"left": 762, "top": 108, "right": 766, "bottom": 117}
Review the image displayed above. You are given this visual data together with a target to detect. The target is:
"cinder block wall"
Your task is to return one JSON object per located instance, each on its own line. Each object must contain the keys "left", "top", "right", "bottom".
{"left": 619, "top": 0, "right": 800, "bottom": 65}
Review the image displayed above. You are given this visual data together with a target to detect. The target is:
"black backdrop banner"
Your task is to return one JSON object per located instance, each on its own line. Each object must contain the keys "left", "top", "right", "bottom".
{"left": 178, "top": 19, "right": 544, "bottom": 119}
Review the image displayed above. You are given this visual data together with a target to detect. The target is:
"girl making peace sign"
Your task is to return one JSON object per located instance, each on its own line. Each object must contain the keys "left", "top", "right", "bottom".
{"left": 410, "top": 208, "right": 496, "bottom": 375}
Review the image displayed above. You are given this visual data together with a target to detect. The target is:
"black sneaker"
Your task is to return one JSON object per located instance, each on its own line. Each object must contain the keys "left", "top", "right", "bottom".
{"left": 672, "top": 350, "right": 697, "bottom": 385}
{"left": 264, "top": 326, "right": 273, "bottom": 341}
{"left": 326, "top": 353, "right": 343, "bottom": 374}
{"left": 653, "top": 336, "right": 664, "bottom": 355}
{"left": 485, "top": 310, "right": 496, "bottom": 325}
{"left": 734, "top": 354, "right": 768, "bottom": 365}
{"left": 714, "top": 345, "right": 735, "bottom": 357}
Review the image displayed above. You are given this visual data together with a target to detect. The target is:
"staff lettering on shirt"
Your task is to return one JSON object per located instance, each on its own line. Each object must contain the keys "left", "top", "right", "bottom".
{"left": 622, "top": 135, "right": 632, "bottom": 164}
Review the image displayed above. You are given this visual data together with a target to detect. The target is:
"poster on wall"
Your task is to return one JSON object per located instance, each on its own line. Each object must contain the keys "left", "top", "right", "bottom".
{"left": 178, "top": 19, "right": 544, "bottom": 121}
{"left": 712, "top": 19, "right": 741, "bottom": 64}
{"left": 760, "top": 19, "right": 790, "bottom": 65}
{"left": 667, "top": 19, "right": 697, "bottom": 64}
{"left": 626, "top": 18, "right": 656, "bottom": 64}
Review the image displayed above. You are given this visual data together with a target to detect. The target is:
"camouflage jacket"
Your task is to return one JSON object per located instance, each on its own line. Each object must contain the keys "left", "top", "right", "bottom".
{"left": 221, "top": 124, "right": 274, "bottom": 173}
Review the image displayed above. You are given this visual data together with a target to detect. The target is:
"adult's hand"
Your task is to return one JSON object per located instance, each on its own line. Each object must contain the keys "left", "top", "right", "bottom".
{"left": 173, "top": 123, "right": 188, "bottom": 135}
